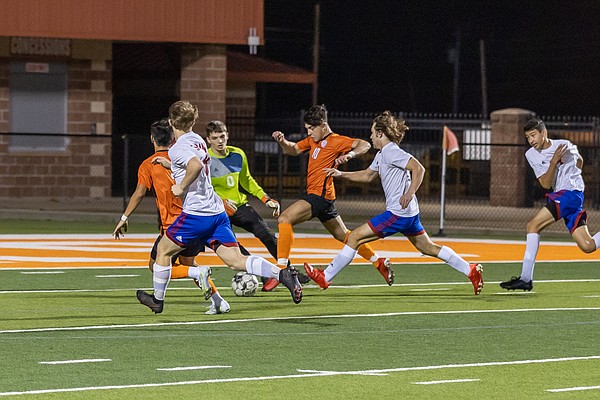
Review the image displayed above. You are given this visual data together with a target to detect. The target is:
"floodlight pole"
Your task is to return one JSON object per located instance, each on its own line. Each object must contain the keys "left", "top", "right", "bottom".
{"left": 312, "top": 3, "right": 320, "bottom": 105}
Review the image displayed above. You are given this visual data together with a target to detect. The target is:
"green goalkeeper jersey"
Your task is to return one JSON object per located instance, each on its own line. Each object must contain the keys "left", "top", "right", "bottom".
{"left": 208, "top": 145, "right": 267, "bottom": 206}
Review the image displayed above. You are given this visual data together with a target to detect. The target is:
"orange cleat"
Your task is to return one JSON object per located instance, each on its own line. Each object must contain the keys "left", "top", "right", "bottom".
{"left": 468, "top": 263, "right": 484, "bottom": 295}
{"left": 303, "top": 263, "right": 330, "bottom": 289}
{"left": 374, "top": 257, "right": 394, "bottom": 286}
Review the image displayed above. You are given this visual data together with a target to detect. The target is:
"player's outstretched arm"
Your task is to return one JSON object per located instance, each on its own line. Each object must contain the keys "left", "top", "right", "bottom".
{"left": 272, "top": 131, "right": 302, "bottom": 156}
{"left": 334, "top": 138, "right": 371, "bottom": 166}
{"left": 113, "top": 183, "right": 148, "bottom": 239}
{"left": 323, "top": 167, "right": 378, "bottom": 183}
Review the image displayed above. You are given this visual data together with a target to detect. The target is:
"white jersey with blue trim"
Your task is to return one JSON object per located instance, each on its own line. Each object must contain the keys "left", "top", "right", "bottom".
{"left": 525, "top": 139, "right": 584, "bottom": 192}
{"left": 168, "top": 131, "right": 225, "bottom": 216}
{"left": 369, "top": 142, "right": 419, "bottom": 217}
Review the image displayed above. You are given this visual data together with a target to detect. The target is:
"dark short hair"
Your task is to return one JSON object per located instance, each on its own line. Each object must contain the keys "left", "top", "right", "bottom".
{"left": 205, "top": 120, "right": 228, "bottom": 135}
{"left": 303, "top": 104, "right": 328, "bottom": 126}
{"left": 524, "top": 118, "right": 545, "bottom": 132}
{"left": 150, "top": 118, "right": 173, "bottom": 146}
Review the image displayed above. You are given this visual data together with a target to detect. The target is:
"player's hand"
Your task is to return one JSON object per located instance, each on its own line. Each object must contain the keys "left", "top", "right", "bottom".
{"left": 265, "top": 198, "right": 281, "bottom": 217}
{"left": 112, "top": 220, "right": 128, "bottom": 239}
{"left": 323, "top": 167, "right": 342, "bottom": 177}
{"left": 172, "top": 184, "right": 184, "bottom": 197}
{"left": 222, "top": 198, "right": 238, "bottom": 216}
{"left": 399, "top": 193, "right": 413, "bottom": 209}
{"left": 334, "top": 150, "right": 355, "bottom": 166}
{"left": 551, "top": 144, "right": 568, "bottom": 165}
{"left": 152, "top": 156, "right": 171, "bottom": 169}
{"left": 272, "top": 131, "right": 285, "bottom": 142}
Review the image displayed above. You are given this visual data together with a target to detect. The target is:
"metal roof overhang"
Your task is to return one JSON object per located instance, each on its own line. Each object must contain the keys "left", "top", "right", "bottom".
{"left": 227, "top": 51, "right": 315, "bottom": 84}
{"left": 0, "top": 0, "right": 263, "bottom": 44}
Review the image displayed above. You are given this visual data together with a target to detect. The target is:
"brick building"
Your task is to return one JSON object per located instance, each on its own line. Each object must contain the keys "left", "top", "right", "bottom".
{"left": 0, "top": 0, "right": 315, "bottom": 199}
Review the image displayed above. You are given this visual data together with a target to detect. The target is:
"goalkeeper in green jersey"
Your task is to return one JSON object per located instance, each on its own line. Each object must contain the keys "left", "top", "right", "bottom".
{"left": 205, "top": 120, "right": 282, "bottom": 265}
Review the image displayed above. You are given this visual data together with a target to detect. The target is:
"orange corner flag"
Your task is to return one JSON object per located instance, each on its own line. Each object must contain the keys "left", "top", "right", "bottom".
{"left": 443, "top": 126, "right": 459, "bottom": 155}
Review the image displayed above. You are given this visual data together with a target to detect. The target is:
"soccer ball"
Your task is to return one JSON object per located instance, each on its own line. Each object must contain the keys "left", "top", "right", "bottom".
{"left": 231, "top": 272, "right": 259, "bottom": 297}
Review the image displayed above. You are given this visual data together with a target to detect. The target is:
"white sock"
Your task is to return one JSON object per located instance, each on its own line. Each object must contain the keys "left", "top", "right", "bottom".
{"left": 153, "top": 263, "right": 171, "bottom": 300}
{"left": 369, "top": 254, "right": 379, "bottom": 263}
{"left": 187, "top": 266, "right": 200, "bottom": 280}
{"left": 211, "top": 291, "right": 224, "bottom": 307}
{"left": 324, "top": 245, "right": 357, "bottom": 282}
{"left": 593, "top": 232, "right": 600, "bottom": 250}
{"left": 520, "top": 233, "right": 540, "bottom": 282}
{"left": 277, "top": 258, "right": 289, "bottom": 267}
{"left": 437, "top": 246, "right": 470, "bottom": 275}
{"left": 246, "top": 255, "right": 280, "bottom": 279}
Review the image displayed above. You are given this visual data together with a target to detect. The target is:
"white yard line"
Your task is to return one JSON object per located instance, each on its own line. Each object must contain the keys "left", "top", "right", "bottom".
{"left": 95, "top": 274, "right": 140, "bottom": 278}
{"left": 546, "top": 385, "right": 600, "bottom": 393}
{"left": 2, "top": 278, "right": 598, "bottom": 295}
{"left": 39, "top": 359, "right": 111, "bottom": 365}
{"left": 412, "top": 378, "right": 480, "bottom": 385}
{"left": 157, "top": 366, "right": 231, "bottom": 371}
{"left": 0, "top": 356, "right": 597, "bottom": 397}
{"left": 1, "top": 307, "right": 598, "bottom": 335}
{"left": 20, "top": 271, "right": 64, "bottom": 274}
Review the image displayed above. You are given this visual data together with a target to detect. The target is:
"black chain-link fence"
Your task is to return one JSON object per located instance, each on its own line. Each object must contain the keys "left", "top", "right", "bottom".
{"left": 226, "top": 112, "right": 600, "bottom": 235}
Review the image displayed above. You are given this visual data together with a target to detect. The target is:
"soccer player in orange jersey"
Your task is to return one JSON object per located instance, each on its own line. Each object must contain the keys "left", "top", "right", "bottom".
{"left": 112, "top": 118, "right": 230, "bottom": 314}
{"left": 265, "top": 105, "right": 394, "bottom": 290}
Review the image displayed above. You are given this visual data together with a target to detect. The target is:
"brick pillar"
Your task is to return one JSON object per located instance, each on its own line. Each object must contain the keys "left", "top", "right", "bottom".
{"left": 490, "top": 108, "right": 535, "bottom": 206}
{"left": 180, "top": 44, "right": 226, "bottom": 130}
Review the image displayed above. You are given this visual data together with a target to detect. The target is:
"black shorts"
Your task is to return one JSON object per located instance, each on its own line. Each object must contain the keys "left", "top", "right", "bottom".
{"left": 150, "top": 234, "right": 205, "bottom": 263}
{"left": 302, "top": 194, "right": 339, "bottom": 222}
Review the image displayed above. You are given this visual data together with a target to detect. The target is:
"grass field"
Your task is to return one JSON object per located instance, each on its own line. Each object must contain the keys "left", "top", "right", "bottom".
{"left": 0, "top": 229, "right": 599, "bottom": 399}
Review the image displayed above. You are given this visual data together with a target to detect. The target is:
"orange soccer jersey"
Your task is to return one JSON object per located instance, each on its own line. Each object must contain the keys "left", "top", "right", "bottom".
{"left": 137, "top": 150, "right": 182, "bottom": 231}
{"left": 297, "top": 133, "right": 354, "bottom": 200}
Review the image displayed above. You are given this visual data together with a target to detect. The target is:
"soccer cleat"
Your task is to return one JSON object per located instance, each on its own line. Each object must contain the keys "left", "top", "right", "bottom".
{"left": 500, "top": 276, "right": 533, "bottom": 291}
{"left": 303, "top": 263, "right": 330, "bottom": 289}
{"left": 374, "top": 257, "right": 395, "bottom": 286}
{"left": 468, "top": 263, "right": 484, "bottom": 295}
{"left": 205, "top": 299, "right": 231, "bottom": 315}
{"left": 197, "top": 266, "right": 213, "bottom": 300}
{"left": 262, "top": 277, "right": 280, "bottom": 292}
{"left": 278, "top": 266, "right": 303, "bottom": 304}
{"left": 136, "top": 290, "right": 164, "bottom": 314}
{"left": 297, "top": 271, "right": 311, "bottom": 284}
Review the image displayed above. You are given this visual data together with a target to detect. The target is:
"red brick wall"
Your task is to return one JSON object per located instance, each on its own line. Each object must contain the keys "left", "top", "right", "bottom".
{"left": 180, "top": 44, "right": 226, "bottom": 130}
{"left": 0, "top": 50, "right": 112, "bottom": 199}
{"left": 490, "top": 108, "right": 534, "bottom": 207}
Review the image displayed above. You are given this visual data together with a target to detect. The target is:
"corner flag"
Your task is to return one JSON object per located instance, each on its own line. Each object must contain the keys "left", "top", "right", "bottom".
{"left": 443, "top": 126, "right": 459, "bottom": 155}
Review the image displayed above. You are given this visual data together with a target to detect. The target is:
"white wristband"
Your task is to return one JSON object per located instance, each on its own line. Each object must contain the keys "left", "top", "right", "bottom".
{"left": 347, "top": 151, "right": 356, "bottom": 158}
{"left": 120, "top": 214, "right": 128, "bottom": 222}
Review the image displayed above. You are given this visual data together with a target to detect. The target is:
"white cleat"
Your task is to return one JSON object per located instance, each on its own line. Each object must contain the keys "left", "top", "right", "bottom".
{"left": 205, "top": 299, "right": 231, "bottom": 315}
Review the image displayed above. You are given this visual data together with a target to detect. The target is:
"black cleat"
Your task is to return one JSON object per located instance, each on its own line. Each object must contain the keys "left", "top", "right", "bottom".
{"left": 136, "top": 290, "right": 164, "bottom": 313}
{"left": 297, "top": 271, "right": 311, "bottom": 284}
{"left": 499, "top": 276, "right": 533, "bottom": 291}
{"left": 279, "top": 266, "right": 303, "bottom": 304}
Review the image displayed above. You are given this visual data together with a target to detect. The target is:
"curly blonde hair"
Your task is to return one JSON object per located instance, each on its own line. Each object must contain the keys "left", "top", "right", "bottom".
{"left": 372, "top": 111, "right": 409, "bottom": 144}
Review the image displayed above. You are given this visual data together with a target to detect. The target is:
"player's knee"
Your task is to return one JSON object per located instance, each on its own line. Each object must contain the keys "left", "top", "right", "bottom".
{"left": 526, "top": 220, "right": 540, "bottom": 233}
{"left": 277, "top": 214, "right": 289, "bottom": 225}
{"left": 577, "top": 241, "right": 595, "bottom": 253}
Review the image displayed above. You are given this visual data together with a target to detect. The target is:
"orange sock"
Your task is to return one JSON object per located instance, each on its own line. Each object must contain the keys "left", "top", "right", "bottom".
{"left": 209, "top": 277, "right": 219, "bottom": 294}
{"left": 357, "top": 243, "right": 377, "bottom": 264}
{"left": 277, "top": 222, "right": 294, "bottom": 268}
{"left": 171, "top": 265, "right": 189, "bottom": 279}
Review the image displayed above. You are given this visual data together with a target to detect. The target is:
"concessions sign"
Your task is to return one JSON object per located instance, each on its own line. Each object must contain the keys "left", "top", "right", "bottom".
{"left": 10, "top": 37, "right": 71, "bottom": 57}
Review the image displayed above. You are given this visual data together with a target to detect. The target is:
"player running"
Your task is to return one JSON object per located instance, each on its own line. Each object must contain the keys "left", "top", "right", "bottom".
{"left": 113, "top": 118, "right": 230, "bottom": 314}
{"left": 304, "top": 111, "right": 484, "bottom": 295}
{"left": 136, "top": 101, "right": 302, "bottom": 314}
{"left": 266, "top": 104, "right": 393, "bottom": 291}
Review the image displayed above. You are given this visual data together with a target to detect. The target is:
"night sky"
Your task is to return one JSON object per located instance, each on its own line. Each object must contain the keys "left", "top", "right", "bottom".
{"left": 263, "top": 0, "right": 600, "bottom": 117}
